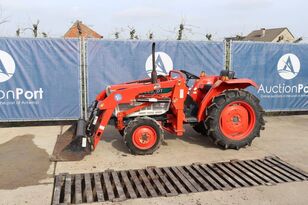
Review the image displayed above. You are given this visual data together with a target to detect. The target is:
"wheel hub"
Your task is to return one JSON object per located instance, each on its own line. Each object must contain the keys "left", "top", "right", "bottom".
{"left": 140, "top": 133, "right": 150, "bottom": 144}
{"left": 132, "top": 126, "right": 157, "bottom": 150}
{"left": 220, "top": 101, "right": 256, "bottom": 140}
{"left": 232, "top": 116, "right": 240, "bottom": 123}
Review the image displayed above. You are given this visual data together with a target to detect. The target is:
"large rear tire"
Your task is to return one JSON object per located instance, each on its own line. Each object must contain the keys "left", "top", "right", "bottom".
{"left": 205, "top": 90, "right": 265, "bottom": 149}
{"left": 124, "top": 117, "right": 164, "bottom": 155}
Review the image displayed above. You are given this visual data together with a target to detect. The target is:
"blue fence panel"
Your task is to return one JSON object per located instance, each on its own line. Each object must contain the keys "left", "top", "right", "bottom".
{"left": 231, "top": 42, "right": 308, "bottom": 111}
{"left": 0, "top": 38, "right": 81, "bottom": 121}
{"left": 87, "top": 40, "right": 224, "bottom": 103}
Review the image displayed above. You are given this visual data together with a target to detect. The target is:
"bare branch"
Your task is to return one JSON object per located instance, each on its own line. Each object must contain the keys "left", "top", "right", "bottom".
{"left": 0, "top": 7, "right": 9, "bottom": 25}
{"left": 42, "top": 32, "right": 48, "bottom": 38}
{"left": 0, "top": 18, "right": 8, "bottom": 25}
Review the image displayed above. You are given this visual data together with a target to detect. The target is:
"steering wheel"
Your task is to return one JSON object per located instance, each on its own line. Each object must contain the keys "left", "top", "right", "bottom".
{"left": 180, "top": 70, "right": 200, "bottom": 81}
{"left": 157, "top": 74, "right": 168, "bottom": 81}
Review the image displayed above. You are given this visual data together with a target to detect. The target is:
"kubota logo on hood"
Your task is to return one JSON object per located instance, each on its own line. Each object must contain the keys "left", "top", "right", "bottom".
{"left": 0, "top": 50, "right": 15, "bottom": 83}
{"left": 277, "top": 53, "right": 300, "bottom": 80}
{"left": 145, "top": 52, "right": 173, "bottom": 77}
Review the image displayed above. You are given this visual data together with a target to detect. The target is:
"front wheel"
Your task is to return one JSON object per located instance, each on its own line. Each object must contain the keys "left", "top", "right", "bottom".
{"left": 205, "top": 90, "right": 265, "bottom": 149}
{"left": 123, "top": 117, "right": 164, "bottom": 155}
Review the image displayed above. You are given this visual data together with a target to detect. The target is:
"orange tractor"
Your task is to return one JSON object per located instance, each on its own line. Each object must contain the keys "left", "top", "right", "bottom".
{"left": 54, "top": 43, "right": 265, "bottom": 160}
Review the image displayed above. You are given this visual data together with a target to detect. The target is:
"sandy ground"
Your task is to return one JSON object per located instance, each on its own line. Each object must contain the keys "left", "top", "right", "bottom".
{"left": 0, "top": 115, "right": 307, "bottom": 205}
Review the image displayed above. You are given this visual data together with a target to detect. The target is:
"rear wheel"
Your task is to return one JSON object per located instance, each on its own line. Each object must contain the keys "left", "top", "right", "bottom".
{"left": 124, "top": 117, "right": 164, "bottom": 155}
{"left": 205, "top": 90, "right": 265, "bottom": 149}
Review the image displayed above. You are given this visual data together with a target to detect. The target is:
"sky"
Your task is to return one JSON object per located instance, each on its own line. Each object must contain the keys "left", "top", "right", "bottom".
{"left": 0, "top": 0, "right": 307, "bottom": 41}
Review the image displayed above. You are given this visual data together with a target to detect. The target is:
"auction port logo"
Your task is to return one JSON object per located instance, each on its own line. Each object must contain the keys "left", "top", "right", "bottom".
{"left": 258, "top": 53, "right": 307, "bottom": 95}
{"left": 145, "top": 52, "right": 173, "bottom": 77}
{"left": 0, "top": 50, "right": 15, "bottom": 83}
{"left": 277, "top": 53, "right": 300, "bottom": 80}
{"left": 0, "top": 50, "right": 44, "bottom": 102}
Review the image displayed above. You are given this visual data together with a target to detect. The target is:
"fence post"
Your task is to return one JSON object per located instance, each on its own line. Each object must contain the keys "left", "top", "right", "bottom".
{"left": 224, "top": 40, "right": 232, "bottom": 71}
{"left": 79, "top": 37, "right": 88, "bottom": 119}
{"left": 83, "top": 38, "right": 88, "bottom": 119}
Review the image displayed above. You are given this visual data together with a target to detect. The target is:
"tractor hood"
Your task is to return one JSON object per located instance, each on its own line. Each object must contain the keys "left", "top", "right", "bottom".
{"left": 106, "top": 78, "right": 153, "bottom": 95}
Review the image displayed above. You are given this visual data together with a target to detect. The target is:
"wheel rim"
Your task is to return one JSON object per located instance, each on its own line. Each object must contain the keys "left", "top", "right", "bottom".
{"left": 219, "top": 101, "right": 256, "bottom": 140}
{"left": 132, "top": 126, "right": 157, "bottom": 150}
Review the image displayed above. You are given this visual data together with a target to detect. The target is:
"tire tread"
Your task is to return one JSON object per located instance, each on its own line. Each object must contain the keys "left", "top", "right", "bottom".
{"left": 123, "top": 117, "right": 164, "bottom": 155}
{"left": 205, "top": 89, "right": 265, "bottom": 149}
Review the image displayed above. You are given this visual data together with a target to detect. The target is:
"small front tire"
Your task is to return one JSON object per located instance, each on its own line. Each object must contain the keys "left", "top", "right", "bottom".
{"left": 124, "top": 117, "right": 164, "bottom": 155}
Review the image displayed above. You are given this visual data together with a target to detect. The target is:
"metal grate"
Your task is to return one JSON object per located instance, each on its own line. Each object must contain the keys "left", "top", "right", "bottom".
{"left": 52, "top": 156, "right": 308, "bottom": 204}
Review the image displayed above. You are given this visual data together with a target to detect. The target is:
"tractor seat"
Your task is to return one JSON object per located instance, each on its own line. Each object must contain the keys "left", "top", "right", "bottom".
{"left": 220, "top": 70, "right": 235, "bottom": 79}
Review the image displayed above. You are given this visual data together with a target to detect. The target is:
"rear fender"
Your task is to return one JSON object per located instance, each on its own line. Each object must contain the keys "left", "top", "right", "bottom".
{"left": 197, "top": 79, "right": 258, "bottom": 121}
{"left": 221, "top": 78, "right": 258, "bottom": 89}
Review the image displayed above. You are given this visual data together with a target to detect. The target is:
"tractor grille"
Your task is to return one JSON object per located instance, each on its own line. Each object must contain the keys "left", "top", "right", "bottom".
{"left": 52, "top": 156, "right": 308, "bottom": 204}
{"left": 115, "top": 102, "right": 170, "bottom": 117}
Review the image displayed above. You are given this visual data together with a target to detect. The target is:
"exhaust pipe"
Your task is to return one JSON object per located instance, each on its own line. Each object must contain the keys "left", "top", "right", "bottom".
{"left": 151, "top": 42, "right": 157, "bottom": 84}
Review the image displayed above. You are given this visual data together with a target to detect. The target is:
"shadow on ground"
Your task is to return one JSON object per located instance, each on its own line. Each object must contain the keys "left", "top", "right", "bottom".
{"left": 102, "top": 125, "right": 217, "bottom": 154}
{"left": 0, "top": 120, "right": 75, "bottom": 128}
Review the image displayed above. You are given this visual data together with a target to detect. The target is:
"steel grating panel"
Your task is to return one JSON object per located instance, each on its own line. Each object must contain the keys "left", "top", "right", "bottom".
{"left": 52, "top": 156, "right": 308, "bottom": 204}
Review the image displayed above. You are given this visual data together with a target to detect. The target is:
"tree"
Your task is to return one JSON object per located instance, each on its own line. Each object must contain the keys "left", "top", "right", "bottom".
{"left": 112, "top": 28, "right": 124, "bottom": 39}
{"left": 128, "top": 26, "right": 138, "bottom": 40}
{"left": 21, "top": 20, "right": 48, "bottom": 37}
{"left": 176, "top": 19, "right": 196, "bottom": 40}
{"left": 114, "top": 31, "right": 120, "bottom": 39}
{"left": 177, "top": 23, "right": 184, "bottom": 40}
{"left": 32, "top": 20, "right": 39, "bottom": 37}
{"left": 148, "top": 32, "right": 154, "bottom": 40}
{"left": 205, "top": 33, "right": 212, "bottom": 41}
{"left": 16, "top": 28, "right": 21, "bottom": 37}
{"left": 0, "top": 7, "right": 8, "bottom": 26}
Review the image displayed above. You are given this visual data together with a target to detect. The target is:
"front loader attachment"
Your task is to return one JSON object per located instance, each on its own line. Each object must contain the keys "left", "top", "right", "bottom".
{"left": 50, "top": 42, "right": 168, "bottom": 161}
{"left": 50, "top": 119, "right": 91, "bottom": 162}
{"left": 50, "top": 98, "right": 114, "bottom": 161}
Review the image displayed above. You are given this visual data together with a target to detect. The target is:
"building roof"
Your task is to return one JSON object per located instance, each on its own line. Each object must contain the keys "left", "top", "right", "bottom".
{"left": 244, "top": 27, "right": 293, "bottom": 42}
{"left": 64, "top": 20, "right": 103, "bottom": 38}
